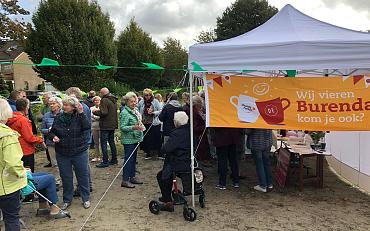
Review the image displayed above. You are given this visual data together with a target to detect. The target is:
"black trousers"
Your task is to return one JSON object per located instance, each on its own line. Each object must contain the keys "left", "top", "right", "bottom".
{"left": 142, "top": 124, "right": 161, "bottom": 156}
{"left": 216, "top": 144, "right": 239, "bottom": 186}
{"left": 0, "top": 190, "right": 21, "bottom": 231}
{"left": 156, "top": 170, "right": 173, "bottom": 202}
{"left": 22, "top": 154, "right": 35, "bottom": 172}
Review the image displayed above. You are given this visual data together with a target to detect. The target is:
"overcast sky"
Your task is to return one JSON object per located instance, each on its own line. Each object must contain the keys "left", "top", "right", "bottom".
{"left": 21, "top": 0, "right": 370, "bottom": 48}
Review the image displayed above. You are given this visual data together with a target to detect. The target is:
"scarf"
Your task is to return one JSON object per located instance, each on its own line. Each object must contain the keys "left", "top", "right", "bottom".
{"left": 144, "top": 95, "right": 154, "bottom": 116}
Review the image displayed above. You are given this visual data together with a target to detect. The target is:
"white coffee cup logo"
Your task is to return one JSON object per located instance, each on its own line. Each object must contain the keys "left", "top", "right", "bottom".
{"left": 230, "top": 95, "right": 260, "bottom": 123}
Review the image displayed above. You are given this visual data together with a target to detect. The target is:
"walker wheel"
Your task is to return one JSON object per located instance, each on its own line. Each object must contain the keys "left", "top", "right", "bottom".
{"left": 149, "top": 200, "right": 160, "bottom": 214}
{"left": 183, "top": 207, "right": 197, "bottom": 221}
{"left": 199, "top": 194, "right": 205, "bottom": 208}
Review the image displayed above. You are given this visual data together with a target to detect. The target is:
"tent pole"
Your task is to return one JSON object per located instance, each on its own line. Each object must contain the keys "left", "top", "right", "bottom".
{"left": 189, "top": 71, "right": 195, "bottom": 208}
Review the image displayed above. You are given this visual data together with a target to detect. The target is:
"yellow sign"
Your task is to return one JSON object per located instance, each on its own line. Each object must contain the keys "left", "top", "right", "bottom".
{"left": 206, "top": 74, "right": 370, "bottom": 131}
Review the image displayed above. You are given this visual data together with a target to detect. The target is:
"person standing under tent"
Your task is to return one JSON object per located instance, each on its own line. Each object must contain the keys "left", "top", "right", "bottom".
{"left": 0, "top": 98, "right": 28, "bottom": 231}
{"left": 156, "top": 111, "right": 191, "bottom": 212}
{"left": 192, "top": 95, "right": 210, "bottom": 162}
{"left": 7, "top": 98, "right": 45, "bottom": 173}
{"left": 159, "top": 92, "right": 183, "bottom": 145}
{"left": 212, "top": 128, "right": 241, "bottom": 189}
{"left": 90, "top": 96, "right": 101, "bottom": 162}
{"left": 94, "top": 87, "right": 118, "bottom": 168}
{"left": 247, "top": 129, "right": 273, "bottom": 193}
{"left": 138, "top": 88, "right": 163, "bottom": 160}
{"left": 181, "top": 92, "right": 190, "bottom": 116}
{"left": 48, "top": 96, "right": 91, "bottom": 209}
{"left": 120, "top": 92, "right": 144, "bottom": 188}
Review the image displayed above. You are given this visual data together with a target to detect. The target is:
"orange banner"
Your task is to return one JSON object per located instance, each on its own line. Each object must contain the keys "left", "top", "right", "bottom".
{"left": 205, "top": 74, "right": 370, "bottom": 131}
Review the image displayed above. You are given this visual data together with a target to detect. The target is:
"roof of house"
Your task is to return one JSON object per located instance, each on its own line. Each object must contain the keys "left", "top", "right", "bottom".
{"left": 0, "top": 41, "right": 24, "bottom": 61}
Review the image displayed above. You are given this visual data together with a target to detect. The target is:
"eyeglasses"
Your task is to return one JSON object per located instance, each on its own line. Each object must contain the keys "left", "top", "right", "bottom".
{"left": 144, "top": 94, "right": 151, "bottom": 97}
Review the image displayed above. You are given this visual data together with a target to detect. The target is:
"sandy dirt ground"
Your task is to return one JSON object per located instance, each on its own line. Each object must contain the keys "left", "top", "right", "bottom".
{"left": 18, "top": 147, "right": 370, "bottom": 231}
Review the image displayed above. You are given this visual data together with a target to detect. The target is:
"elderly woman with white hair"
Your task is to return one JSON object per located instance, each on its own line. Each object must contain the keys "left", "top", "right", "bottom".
{"left": 120, "top": 92, "right": 145, "bottom": 188}
{"left": 0, "top": 99, "right": 27, "bottom": 230}
{"left": 156, "top": 111, "right": 191, "bottom": 212}
{"left": 48, "top": 96, "right": 91, "bottom": 210}
{"left": 41, "top": 96, "right": 63, "bottom": 167}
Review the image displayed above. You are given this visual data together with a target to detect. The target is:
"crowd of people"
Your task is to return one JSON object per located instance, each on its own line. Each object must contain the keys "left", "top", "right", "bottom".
{"left": 0, "top": 86, "right": 275, "bottom": 230}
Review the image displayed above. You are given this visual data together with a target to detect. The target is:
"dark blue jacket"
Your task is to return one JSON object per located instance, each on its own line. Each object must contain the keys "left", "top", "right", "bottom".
{"left": 161, "top": 124, "right": 191, "bottom": 179}
{"left": 49, "top": 111, "right": 90, "bottom": 156}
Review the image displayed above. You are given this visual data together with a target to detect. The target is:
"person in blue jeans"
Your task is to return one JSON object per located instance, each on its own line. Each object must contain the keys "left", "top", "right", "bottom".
{"left": 246, "top": 129, "right": 273, "bottom": 193}
{"left": 31, "top": 172, "right": 69, "bottom": 219}
{"left": 48, "top": 96, "right": 91, "bottom": 210}
{"left": 94, "top": 88, "right": 119, "bottom": 168}
{"left": 120, "top": 92, "right": 144, "bottom": 188}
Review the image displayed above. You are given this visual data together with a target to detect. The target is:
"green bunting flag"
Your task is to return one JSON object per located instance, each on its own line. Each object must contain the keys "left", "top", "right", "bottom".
{"left": 197, "top": 86, "right": 203, "bottom": 91}
{"left": 37, "top": 58, "right": 60, "bottom": 67}
{"left": 191, "top": 62, "right": 205, "bottom": 72}
{"left": 96, "top": 61, "right": 113, "bottom": 70}
{"left": 286, "top": 70, "right": 297, "bottom": 77}
{"left": 173, "top": 88, "right": 182, "bottom": 93}
{"left": 142, "top": 62, "right": 164, "bottom": 70}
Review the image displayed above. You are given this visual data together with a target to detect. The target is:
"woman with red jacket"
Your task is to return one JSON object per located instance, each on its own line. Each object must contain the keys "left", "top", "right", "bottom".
{"left": 7, "top": 98, "right": 45, "bottom": 172}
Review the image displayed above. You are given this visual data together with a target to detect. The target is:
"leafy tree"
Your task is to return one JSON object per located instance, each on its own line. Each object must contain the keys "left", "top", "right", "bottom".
{"left": 25, "top": 0, "right": 117, "bottom": 91}
{"left": 0, "top": 74, "right": 9, "bottom": 98}
{"left": 195, "top": 28, "right": 217, "bottom": 44}
{"left": 215, "top": 0, "right": 278, "bottom": 41}
{"left": 160, "top": 37, "right": 188, "bottom": 88}
{"left": 116, "top": 19, "right": 163, "bottom": 91}
{"left": 0, "top": 0, "right": 31, "bottom": 42}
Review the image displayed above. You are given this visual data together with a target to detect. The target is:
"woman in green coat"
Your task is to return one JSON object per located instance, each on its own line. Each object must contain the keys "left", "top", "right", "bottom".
{"left": 120, "top": 92, "right": 144, "bottom": 188}
{"left": 0, "top": 98, "right": 27, "bottom": 231}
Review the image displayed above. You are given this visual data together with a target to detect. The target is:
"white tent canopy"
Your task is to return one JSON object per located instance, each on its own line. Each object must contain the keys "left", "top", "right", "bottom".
{"left": 189, "top": 4, "right": 370, "bottom": 71}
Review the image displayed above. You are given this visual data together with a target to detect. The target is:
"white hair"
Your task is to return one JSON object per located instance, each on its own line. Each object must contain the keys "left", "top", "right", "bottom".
{"left": 49, "top": 96, "right": 62, "bottom": 108}
{"left": 123, "top": 92, "right": 137, "bottom": 104}
{"left": 65, "top": 87, "right": 82, "bottom": 99}
{"left": 174, "top": 111, "right": 189, "bottom": 128}
{"left": 0, "top": 99, "right": 13, "bottom": 123}
{"left": 62, "top": 96, "right": 79, "bottom": 108}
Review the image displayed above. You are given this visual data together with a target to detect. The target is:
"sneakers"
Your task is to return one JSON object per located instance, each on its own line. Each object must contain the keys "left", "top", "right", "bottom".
{"left": 109, "top": 160, "right": 118, "bottom": 165}
{"left": 216, "top": 184, "right": 226, "bottom": 190}
{"left": 121, "top": 181, "right": 135, "bottom": 188}
{"left": 91, "top": 158, "right": 100, "bottom": 162}
{"left": 144, "top": 153, "right": 151, "bottom": 160}
{"left": 253, "top": 185, "right": 267, "bottom": 193}
{"left": 157, "top": 156, "right": 165, "bottom": 160}
{"left": 50, "top": 210, "right": 70, "bottom": 219}
{"left": 96, "top": 162, "right": 109, "bottom": 168}
{"left": 130, "top": 177, "right": 143, "bottom": 184}
{"left": 60, "top": 202, "right": 71, "bottom": 210}
{"left": 83, "top": 201, "right": 91, "bottom": 209}
{"left": 268, "top": 185, "right": 273, "bottom": 190}
{"left": 232, "top": 183, "right": 240, "bottom": 188}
